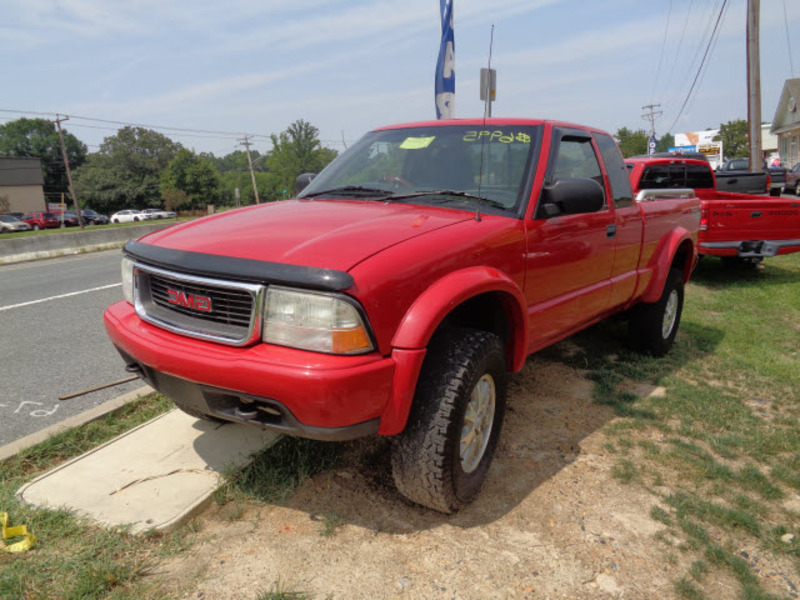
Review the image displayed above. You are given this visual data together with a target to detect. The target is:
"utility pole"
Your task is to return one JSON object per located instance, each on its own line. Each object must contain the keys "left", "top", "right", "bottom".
{"left": 641, "top": 104, "right": 663, "bottom": 138}
{"left": 54, "top": 115, "right": 84, "bottom": 229}
{"left": 238, "top": 135, "right": 260, "bottom": 204}
{"left": 746, "top": 0, "right": 762, "bottom": 172}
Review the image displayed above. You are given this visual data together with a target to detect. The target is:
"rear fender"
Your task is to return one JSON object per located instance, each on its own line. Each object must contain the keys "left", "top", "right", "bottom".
{"left": 641, "top": 229, "right": 696, "bottom": 303}
{"left": 378, "top": 267, "right": 528, "bottom": 436}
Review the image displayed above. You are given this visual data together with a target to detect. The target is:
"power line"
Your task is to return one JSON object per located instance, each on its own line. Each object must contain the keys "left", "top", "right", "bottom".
{"left": 650, "top": 0, "right": 672, "bottom": 105}
{"left": 783, "top": 0, "right": 796, "bottom": 78}
{"left": 667, "top": 0, "right": 728, "bottom": 133}
{"left": 664, "top": 0, "right": 719, "bottom": 116}
{"left": 0, "top": 108, "right": 271, "bottom": 140}
{"left": 663, "top": 0, "right": 694, "bottom": 102}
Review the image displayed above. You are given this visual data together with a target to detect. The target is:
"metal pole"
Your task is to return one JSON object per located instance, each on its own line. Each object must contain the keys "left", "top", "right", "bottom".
{"left": 239, "top": 136, "right": 261, "bottom": 204}
{"left": 54, "top": 115, "right": 84, "bottom": 229}
{"left": 747, "top": 0, "right": 762, "bottom": 171}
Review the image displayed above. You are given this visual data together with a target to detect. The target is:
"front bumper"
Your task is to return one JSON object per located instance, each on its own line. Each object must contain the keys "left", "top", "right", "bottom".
{"left": 699, "top": 239, "right": 800, "bottom": 258}
{"left": 104, "top": 301, "right": 396, "bottom": 440}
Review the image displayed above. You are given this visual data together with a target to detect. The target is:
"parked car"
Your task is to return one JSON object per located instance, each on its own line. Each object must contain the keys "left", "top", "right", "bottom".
{"left": 106, "top": 117, "right": 700, "bottom": 513}
{"left": 142, "top": 208, "right": 177, "bottom": 219}
{"left": 62, "top": 211, "right": 81, "bottom": 227}
{"left": 21, "top": 212, "right": 60, "bottom": 230}
{"left": 0, "top": 214, "right": 32, "bottom": 233}
{"left": 626, "top": 155, "right": 800, "bottom": 268}
{"left": 80, "top": 209, "right": 109, "bottom": 225}
{"left": 8, "top": 212, "right": 25, "bottom": 220}
{"left": 110, "top": 210, "right": 150, "bottom": 224}
{"left": 785, "top": 162, "right": 800, "bottom": 195}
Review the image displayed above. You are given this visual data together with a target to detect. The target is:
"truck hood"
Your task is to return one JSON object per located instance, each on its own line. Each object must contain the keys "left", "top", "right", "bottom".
{"left": 138, "top": 199, "right": 475, "bottom": 272}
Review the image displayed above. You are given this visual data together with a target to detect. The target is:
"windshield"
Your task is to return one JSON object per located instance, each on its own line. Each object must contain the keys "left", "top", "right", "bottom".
{"left": 299, "top": 124, "right": 541, "bottom": 215}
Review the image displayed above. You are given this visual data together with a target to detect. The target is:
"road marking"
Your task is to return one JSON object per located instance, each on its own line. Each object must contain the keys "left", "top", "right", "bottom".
{"left": 0, "top": 283, "right": 122, "bottom": 312}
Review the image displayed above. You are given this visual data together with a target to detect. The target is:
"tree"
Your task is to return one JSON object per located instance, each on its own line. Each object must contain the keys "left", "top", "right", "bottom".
{"left": 161, "top": 148, "right": 222, "bottom": 208}
{"left": 73, "top": 126, "right": 181, "bottom": 213}
{"left": 655, "top": 132, "right": 675, "bottom": 153}
{"left": 614, "top": 127, "right": 649, "bottom": 158}
{"left": 0, "top": 117, "right": 87, "bottom": 200}
{"left": 264, "top": 120, "right": 338, "bottom": 200}
{"left": 218, "top": 170, "right": 270, "bottom": 206}
{"left": 713, "top": 119, "right": 748, "bottom": 159}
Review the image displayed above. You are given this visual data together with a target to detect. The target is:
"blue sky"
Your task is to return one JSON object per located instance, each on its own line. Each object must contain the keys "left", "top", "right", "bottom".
{"left": 2, "top": 0, "right": 799, "bottom": 157}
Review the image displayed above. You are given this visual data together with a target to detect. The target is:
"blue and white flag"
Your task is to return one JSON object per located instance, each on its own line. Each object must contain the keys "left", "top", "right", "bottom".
{"left": 435, "top": 0, "right": 455, "bottom": 119}
{"left": 648, "top": 134, "right": 658, "bottom": 155}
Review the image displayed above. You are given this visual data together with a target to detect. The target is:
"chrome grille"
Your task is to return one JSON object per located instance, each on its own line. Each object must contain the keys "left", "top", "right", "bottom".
{"left": 149, "top": 274, "right": 253, "bottom": 328}
{"left": 133, "top": 263, "right": 265, "bottom": 346}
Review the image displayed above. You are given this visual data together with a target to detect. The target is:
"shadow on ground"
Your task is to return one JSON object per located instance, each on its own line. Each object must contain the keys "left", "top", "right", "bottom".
{"left": 216, "top": 317, "right": 721, "bottom": 536}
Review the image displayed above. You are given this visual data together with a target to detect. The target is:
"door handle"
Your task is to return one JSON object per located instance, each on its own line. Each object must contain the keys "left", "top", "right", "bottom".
{"left": 751, "top": 211, "right": 762, "bottom": 218}
{"left": 728, "top": 178, "right": 738, "bottom": 184}
{"left": 606, "top": 224, "right": 617, "bottom": 238}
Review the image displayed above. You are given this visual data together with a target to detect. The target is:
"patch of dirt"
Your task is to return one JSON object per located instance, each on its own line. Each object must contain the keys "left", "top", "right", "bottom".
{"left": 153, "top": 356, "right": 759, "bottom": 599}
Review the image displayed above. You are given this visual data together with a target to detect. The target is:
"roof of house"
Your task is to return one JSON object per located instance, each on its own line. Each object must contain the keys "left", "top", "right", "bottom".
{"left": 770, "top": 78, "right": 800, "bottom": 135}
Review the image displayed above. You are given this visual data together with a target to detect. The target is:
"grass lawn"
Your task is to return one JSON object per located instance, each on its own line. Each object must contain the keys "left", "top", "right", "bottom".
{"left": 555, "top": 253, "right": 800, "bottom": 600}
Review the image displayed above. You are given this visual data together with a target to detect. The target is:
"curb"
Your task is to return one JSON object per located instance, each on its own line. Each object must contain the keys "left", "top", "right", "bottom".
{"left": 0, "top": 385, "right": 155, "bottom": 462}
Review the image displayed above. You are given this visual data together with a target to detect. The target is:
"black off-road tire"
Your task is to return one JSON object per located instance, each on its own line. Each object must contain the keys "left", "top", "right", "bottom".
{"left": 627, "top": 268, "right": 684, "bottom": 357}
{"left": 391, "top": 328, "right": 508, "bottom": 513}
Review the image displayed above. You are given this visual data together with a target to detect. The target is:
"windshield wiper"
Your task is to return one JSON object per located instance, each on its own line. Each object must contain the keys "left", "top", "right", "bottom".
{"left": 301, "top": 185, "right": 394, "bottom": 198}
{"left": 389, "top": 190, "right": 507, "bottom": 210}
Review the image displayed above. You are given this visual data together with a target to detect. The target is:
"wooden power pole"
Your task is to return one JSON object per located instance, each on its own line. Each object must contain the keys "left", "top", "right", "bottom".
{"left": 238, "top": 136, "right": 261, "bottom": 204}
{"left": 54, "top": 115, "right": 84, "bottom": 229}
{"left": 746, "top": 0, "right": 762, "bottom": 171}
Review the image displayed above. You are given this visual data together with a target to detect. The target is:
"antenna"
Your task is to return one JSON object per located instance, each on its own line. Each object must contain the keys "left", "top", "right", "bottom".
{"left": 476, "top": 24, "right": 495, "bottom": 221}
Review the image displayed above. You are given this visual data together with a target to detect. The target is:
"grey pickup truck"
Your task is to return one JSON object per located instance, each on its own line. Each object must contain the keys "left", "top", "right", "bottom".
{"left": 716, "top": 158, "right": 781, "bottom": 196}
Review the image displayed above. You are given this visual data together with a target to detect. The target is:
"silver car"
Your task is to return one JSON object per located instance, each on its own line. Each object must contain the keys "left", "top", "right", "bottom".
{"left": 0, "top": 215, "right": 33, "bottom": 233}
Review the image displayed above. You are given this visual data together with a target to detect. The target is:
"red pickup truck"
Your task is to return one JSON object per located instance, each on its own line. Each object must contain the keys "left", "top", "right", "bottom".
{"left": 105, "top": 119, "right": 699, "bottom": 513}
{"left": 626, "top": 156, "right": 800, "bottom": 267}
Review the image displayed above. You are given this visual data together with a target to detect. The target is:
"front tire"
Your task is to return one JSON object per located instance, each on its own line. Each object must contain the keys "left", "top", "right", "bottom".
{"left": 391, "top": 328, "right": 508, "bottom": 513}
{"left": 627, "top": 268, "right": 684, "bottom": 356}
{"left": 33, "top": 224, "right": 40, "bottom": 231}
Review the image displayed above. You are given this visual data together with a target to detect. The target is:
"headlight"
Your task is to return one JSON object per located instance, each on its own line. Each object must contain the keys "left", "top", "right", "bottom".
{"left": 262, "top": 286, "right": 374, "bottom": 355}
{"left": 121, "top": 257, "right": 135, "bottom": 304}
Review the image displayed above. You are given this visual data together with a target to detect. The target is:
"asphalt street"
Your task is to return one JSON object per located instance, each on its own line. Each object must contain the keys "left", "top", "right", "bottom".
{"left": 0, "top": 250, "right": 147, "bottom": 446}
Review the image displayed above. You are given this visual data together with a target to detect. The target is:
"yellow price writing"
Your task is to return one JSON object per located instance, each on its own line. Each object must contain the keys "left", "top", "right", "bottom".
{"left": 462, "top": 131, "right": 531, "bottom": 144}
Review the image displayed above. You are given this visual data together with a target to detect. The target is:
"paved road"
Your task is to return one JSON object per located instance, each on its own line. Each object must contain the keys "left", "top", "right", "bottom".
{"left": 0, "top": 250, "right": 147, "bottom": 446}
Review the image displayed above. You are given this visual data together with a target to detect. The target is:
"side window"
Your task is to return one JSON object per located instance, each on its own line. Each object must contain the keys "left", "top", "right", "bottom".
{"left": 685, "top": 165, "right": 714, "bottom": 189}
{"left": 593, "top": 133, "right": 633, "bottom": 208}
{"left": 552, "top": 138, "right": 602, "bottom": 184}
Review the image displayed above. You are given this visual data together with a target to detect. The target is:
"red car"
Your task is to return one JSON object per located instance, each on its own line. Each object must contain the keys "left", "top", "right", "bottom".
{"left": 106, "top": 119, "right": 699, "bottom": 512}
{"left": 21, "top": 211, "right": 60, "bottom": 230}
{"left": 626, "top": 156, "right": 800, "bottom": 266}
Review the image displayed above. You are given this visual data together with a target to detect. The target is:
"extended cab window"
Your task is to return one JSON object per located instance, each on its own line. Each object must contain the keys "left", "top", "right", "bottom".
{"left": 593, "top": 132, "right": 633, "bottom": 208}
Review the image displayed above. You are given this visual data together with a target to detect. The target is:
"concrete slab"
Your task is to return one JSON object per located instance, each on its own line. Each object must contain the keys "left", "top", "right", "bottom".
{"left": 17, "top": 409, "right": 278, "bottom": 534}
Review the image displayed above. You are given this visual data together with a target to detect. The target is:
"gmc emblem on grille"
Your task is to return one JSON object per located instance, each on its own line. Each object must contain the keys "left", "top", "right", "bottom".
{"left": 167, "top": 289, "right": 213, "bottom": 313}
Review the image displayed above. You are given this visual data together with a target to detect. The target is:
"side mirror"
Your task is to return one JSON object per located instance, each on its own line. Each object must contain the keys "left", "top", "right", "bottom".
{"left": 295, "top": 173, "right": 317, "bottom": 195}
{"left": 540, "top": 178, "right": 605, "bottom": 217}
